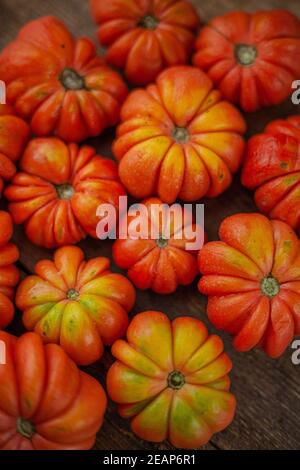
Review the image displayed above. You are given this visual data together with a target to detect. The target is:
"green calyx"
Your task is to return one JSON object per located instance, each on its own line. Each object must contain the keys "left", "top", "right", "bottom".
{"left": 17, "top": 417, "right": 35, "bottom": 440}
{"left": 139, "top": 15, "right": 158, "bottom": 30}
{"left": 235, "top": 44, "right": 257, "bottom": 66}
{"left": 261, "top": 276, "right": 280, "bottom": 298}
{"left": 168, "top": 371, "right": 185, "bottom": 390}
{"left": 55, "top": 183, "right": 74, "bottom": 200}
{"left": 60, "top": 67, "right": 85, "bottom": 90}
{"left": 67, "top": 288, "right": 80, "bottom": 300}
{"left": 172, "top": 127, "right": 189, "bottom": 144}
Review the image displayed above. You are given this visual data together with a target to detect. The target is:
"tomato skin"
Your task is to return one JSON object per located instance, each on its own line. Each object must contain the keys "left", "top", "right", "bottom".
{"left": 5, "top": 137, "right": 126, "bottom": 248}
{"left": 198, "top": 213, "right": 300, "bottom": 358}
{"left": 107, "top": 311, "right": 236, "bottom": 449}
{"left": 113, "top": 197, "right": 204, "bottom": 294}
{"left": 0, "top": 211, "right": 20, "bottom": 329}
{"left": 0, "top": 105, "right": 30, "bottom": 197}
{"left": 90, "top": 0, "right": 200, "bottom": 86}
{"left": 242, "top": 116, "right": 300, "bottom": 235}
{"left": 0, "top": 331, "right": 107, "bottom": 450}
{"left": 113, "top": 66, "right": 246, "bottom": 203}
{"left": 0, "top": 16, "right": 128, "bottom": 142}
{"left": 193, "top": 10, "right": 300, "bottom": 112}
{"left": 16, "top": 246, "right": 135, "bottom": 366}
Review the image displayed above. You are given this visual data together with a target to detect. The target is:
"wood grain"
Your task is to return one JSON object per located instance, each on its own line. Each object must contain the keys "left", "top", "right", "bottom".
{"left": 1, "top": 0, "right": 300, "bottom": 450}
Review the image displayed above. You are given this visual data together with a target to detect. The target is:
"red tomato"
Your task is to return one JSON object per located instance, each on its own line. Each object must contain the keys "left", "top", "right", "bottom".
{"left": 242, "top": 116, "right": 300, "bottom": 234}
{"left": 0, "top": 211, "right": 20, "bottom": 329}
{"left": 90, "top": 0, "right": 200, "bottom": 85}
{"left": 0, "top": 16, "right": 128, "bottom": 142}
{"left": 193, "top": 10, "right": 300, "bottom": 112}
{"left": 107, "top": 311, "right": 236, "bottom": 449}
{"left": 199, "top": 213, "right": 300, "bottom": 358}
{"left": 0, "top": 331, "right": 107, "bottom": 450}
{"left": 5, "top": 137, "right": 126, "bottom": 248}
{"left": 113, "top": 198, "right": 205, "bottom": 294}
{"left": 0, "top": 105, "right": 30, "bottom": 197}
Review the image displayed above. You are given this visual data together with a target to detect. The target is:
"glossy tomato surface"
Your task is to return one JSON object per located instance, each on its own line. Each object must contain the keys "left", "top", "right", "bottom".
{"left": 5, "top": 137, "right": 126, "bottom": 248}
{"left": 90, "top": 0, "right": 200, "bottom": 85}
{"left": 0, "top": 331, "right": 107, "bottom": 450}
{"left": 107, "top": 311, "right": 236, "bottom": 449}
{"left": 0, "top": 16, "right": 128, "bottom": 142}
{"left": 114, "top": 66, "right": 246, "bottom": 203}
{"left": 193, "top": 10, "right": 300, "bottom": 112}
{"left": 16, "top": 246, "right": 136, "bottom": 365}
{"left": 199, "top": 213, "right": 300, "bottom": 358}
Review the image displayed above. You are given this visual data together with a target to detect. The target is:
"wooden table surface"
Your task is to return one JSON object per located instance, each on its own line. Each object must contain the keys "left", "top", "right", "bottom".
{"left": 1, "top": 0, "right": 300, "bottom": 451}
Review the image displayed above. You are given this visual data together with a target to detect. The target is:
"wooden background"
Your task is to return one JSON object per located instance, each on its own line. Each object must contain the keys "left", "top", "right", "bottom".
{"left": 1, "top": 0, "right": 300, "bottom": 450}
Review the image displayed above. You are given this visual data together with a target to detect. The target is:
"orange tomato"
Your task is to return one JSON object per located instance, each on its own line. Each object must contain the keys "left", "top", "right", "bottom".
{"left": 16, "top": 246, "right": 136, "bottom": 365}
{"left": 0, "top": 331, "right": 107, "bottom": 450}
{"left": 113, "top": 66, "right": 246, "bottom": 203}
{"left": 5, "top": 137, "right": 126, "bottom": 248}
{"left": 0, "top": 16, "right": 128, "bottom": 142}
{"left": 90, "top": 0, "right": 200, "bottom": 85}
{"left": 113, "top": 197, "right": 205, "bottom": 293}
{"left": 107, "top": 311, "right": 236, "bottom": 449}
{"left": 199, "top": 213, "right": 300, "bottom": 358}
{"left": 0, "top": 211, "right": 20, "bottom": 329}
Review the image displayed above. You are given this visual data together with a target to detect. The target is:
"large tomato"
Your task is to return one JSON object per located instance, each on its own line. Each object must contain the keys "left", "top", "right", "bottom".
{"left": 193, "top": 10, "right": 300, "bottom": 112}
{"left": 198, "top": 213, "right": 300, "bottom": 358}
{"left": 0, "top": 211, "right": 20, "bottom": 329}
{"left": 242, "top": 116, "right": 300, "bottom": 234}
{"left": 0, "top": 16, "right": 128, "bottom": 142}
{"left": 5, "top": 137, "right": 126, "bottom": 248}
{"left": 107, "top": 311, "right": 236, "bottom": 449}
{"left": 113, "top": 198, "right": 205, "bottom": 294}
{"left": 0, "top": 105, "right": 30, "bottom": 197}
{"left": 113, "top": 66, "right": 246, "bottom": 203}
{"left": 0, "top": 331, "right": 107, "bottom": 450}
{"left": 90, "top": 0, "right": 200, "bottom": 85}
{"left": 16, "top": 246, "right": 135, "bottom": 366}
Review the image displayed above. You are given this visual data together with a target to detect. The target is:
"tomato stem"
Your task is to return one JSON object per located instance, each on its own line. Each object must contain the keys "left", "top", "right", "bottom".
{"left": 168, "top": 371, "right": 185, "bottom": 390}
{"left": 235, "top": 44, "right": 257, "bottom": 66}
{"left": 17, "top": 417, "right": 35, "bottom": 440}
{"left": 261, "top": 276, "right": 280, "bottom": 298}
{"left": 172, "top": 127, "right": 189, "bottom": 144}
{"left": 55, "top": 183, "right": 74, "bottom": 200}
{"left": 60, "top": 67, "right": 85, "bottom": 90}
{"left": 156, "top": 237, "right": 168, "bottom": 248}
{"left": 139, "top": 15, "right": 158, "bottom": 30}
{"left": 67, "top": 288, "right": 80, "bottom": 300}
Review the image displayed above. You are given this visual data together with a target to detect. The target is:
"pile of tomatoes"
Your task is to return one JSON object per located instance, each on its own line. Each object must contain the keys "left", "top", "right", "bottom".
{"left": 0, "top": 0, "right": 300, "bottom": 451}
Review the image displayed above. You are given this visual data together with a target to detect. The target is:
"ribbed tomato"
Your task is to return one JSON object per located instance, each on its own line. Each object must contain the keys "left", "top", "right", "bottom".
{"left": 5, "top": 137, "right": 126, "bottom": 248}
{"left": 193, "top": 10, "right": 300, "bottom": 112}
{"left": 242, "top": 116, "right": 300, "bottom": 234}
{"left": 0, "top": 16, "right": 128, "bottom": 142}
{"left": 0, "top": 105, "right": 30, "bottom": 197}
{"left": 113, "top": 198, "right": 205, "bottom": 294}
{"left": 107, "top": 311, "right": 236, "bottom": 449}
{"left": 0, "top": 331, "right": 107, "bottom": 450}
{"left": 113, "top": 66, "right": 246, "bottom": 203}
{"left": 198, "top": 213, "right": 300, "bottom": 358}
{"left": 90, "top": 0, "right": 200, "bottom": 85}
{"left": 0, "top": 211, "right": 20, "bottom": 329}
{"left": 16, "top": 246, "right": 135, "bottom": 366}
